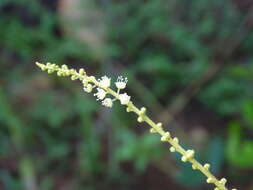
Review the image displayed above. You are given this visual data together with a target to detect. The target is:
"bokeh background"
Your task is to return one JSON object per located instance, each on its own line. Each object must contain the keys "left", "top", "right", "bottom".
{"left": 0, "top": 0, "right": 253, "bottom": 189}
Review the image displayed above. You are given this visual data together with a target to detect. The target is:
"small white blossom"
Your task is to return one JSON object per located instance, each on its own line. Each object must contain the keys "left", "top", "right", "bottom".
{"left": 94, "top": 88, "right": 106, "bottom": 100}
{"left": 83, "top": 84, "right": 93, "bottom": 93}
{"left": 98, "top": 76, "right": 111, "bottom": 88}
{"left": 115, "top": 76, "right": 128, "bottom": 90}
{"left": 102, "top": 98, "right": 113, "bottom": 108}
{"left": 118, "top": 93, "right": 131, "bottom": 105}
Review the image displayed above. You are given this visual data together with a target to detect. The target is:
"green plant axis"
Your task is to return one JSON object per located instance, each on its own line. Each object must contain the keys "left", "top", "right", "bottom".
{"left": 35, "top": 62, "right": 237, "bottom": 190}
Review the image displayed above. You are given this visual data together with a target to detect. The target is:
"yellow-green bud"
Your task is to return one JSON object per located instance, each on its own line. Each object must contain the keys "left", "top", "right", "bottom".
{"left": 137, "top": 116, "right": 144, "bottom": 123}
{"left": 170, "top": 147, "right": 176, "bottom": 152}
{"left": 173, "top": 137, "right": 179, "bottom": 144}
{"left": 181, "top": 156, "right": 187, "bottom": 162}
{"left": 206, "top": 178, "right": 213, "bottom": 183}
{"left": 79, "top": 68, "right": 85, "bottom": 75}
{"left": 57, "top": 71, "right": 62, "bottom": 76}
{"left": 69, "top": 69, "right": 75, "bottom": 75}
{"left": 140, "top": 107, "right": 146, "bottom": 115}
{"left": 48, "top": 69, "right": 54, "bottom": 74}
{"left": 185, "top": 150, "right": 195, "bottom": 160}
{"left": 71, "top": 75, "right": 78, "bottom": 80}
{"left": 150, "top": 128, "right": 156, "bottom": 133}
{"left": 220, "top": 178, "right": 227, "bottom": 185}
{"left": 161, "top": 132, "right": 170, "bottom": 142}
{"left": 204, "top": 163, "right": 210, "bottom": 170}
{"left": 61, "top": 64, "right": 68, "bottom": 70}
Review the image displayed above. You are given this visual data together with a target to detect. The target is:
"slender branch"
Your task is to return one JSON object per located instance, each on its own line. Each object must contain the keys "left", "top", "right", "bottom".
{"left": 35, "top": 62, "right": 237, "bottom": 190}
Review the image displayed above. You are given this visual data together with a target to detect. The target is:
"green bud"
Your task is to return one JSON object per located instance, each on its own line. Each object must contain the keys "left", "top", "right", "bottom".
{"left": 61, "top": 65, "right": 68, "bottom": 70}
{"left": 69, "top": 69, "right": 76, "bottom": 75}
{"left": 79, "top": 68, "right": 85, "bottom": 75}
{"left": 48, "top": 69, "right": 54, "bottom": 74}
{"left": 57, "top": 71, "right": 62, "bottom": 76}
{"left": 71, "top": 75, "right": 78, "bottom": 80}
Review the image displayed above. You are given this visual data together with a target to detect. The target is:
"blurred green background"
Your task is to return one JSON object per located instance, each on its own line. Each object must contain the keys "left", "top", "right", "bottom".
{"left": 0, "top": 0, "right": 253, "bottom": 189}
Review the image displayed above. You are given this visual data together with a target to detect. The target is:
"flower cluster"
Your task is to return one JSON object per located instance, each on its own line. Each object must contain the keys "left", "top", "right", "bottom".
{"left": 92, "top": 75, "right": 130, "bottom": 108}
{"left": 35, "top": 62, "right": 237, "bottom": 190}
{"left": 35, "top": 62, "right": 131, "bottom": 109}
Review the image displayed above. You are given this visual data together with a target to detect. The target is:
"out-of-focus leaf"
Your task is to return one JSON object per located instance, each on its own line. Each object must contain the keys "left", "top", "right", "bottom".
{"left": 19, "top": 157, "right": 37, "bottom": 190}
{"left": 39, "top": 176, "right": 53, "bottom": 190}
{"left": 47, "top": 143, "right": 70, "bottom": 160}
{"left": 206, "top": 136, "right": 224, "bottom": 173}
{"left": 226, "top": 122, "right": 253, "bottom": 168}
{"left": 137, "top": 53, "right": 173, "bottom": 74}
{"left": 242, "top": 101, "right": 253, "bottom": 129}
{"left": 29, "top": 92, "right": 74, "bottom": 128}
{"left": 199, "top": 77, "right": 247, "bottom": 115}
{"left": 177, "top": 162, "right": 205, "bottom": 187}
{"left": 0, "top": 88, "right": 24, "bottom": 146}
{"left": 115, "top": 128, "right": 163, "bottom": 172}
{"left": 75, "top": 94, "right": 102, "bottom": 174}
{"left": 228, "top": 64, "right": 253, "bottom": 81}
{"left": 0, "top": 170, "right": 22, "bottom": 190}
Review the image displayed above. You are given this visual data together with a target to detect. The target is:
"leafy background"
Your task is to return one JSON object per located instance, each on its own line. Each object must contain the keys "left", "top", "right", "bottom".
{"left": 0, "top": 0, "right": 253, "bottom": 189}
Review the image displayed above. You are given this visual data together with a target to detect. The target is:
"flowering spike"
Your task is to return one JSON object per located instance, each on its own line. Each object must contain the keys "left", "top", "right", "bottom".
{"left": 35, "top": 62, "right": 235, "bottom": 190}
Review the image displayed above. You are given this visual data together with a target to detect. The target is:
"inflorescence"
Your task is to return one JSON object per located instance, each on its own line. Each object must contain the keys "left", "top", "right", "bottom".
{"left": 35, "top": 62, "right": 237, "bottom": 190}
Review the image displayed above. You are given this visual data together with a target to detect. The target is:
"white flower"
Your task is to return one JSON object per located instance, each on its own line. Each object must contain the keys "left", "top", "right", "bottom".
{"left": 102, "top": 98, "right": 113, "bottom": 108}
{"left": 98, "top": 76, "right": 111, "bottom": 88}
{"left": 83, "top": 84, "right": 93, "bottom": 93}
{"left": 94, "top": 88, "right": 106, "bottom": 100}
{"left": 118, "top": 93, "right": 131, "bottom": 105}
{"left": 115, "top": 76, "right": 128, "bottom": 90}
